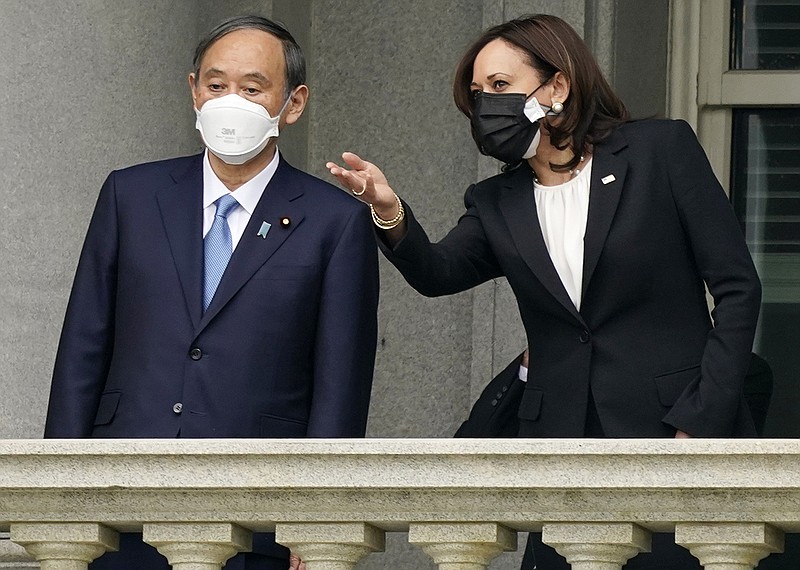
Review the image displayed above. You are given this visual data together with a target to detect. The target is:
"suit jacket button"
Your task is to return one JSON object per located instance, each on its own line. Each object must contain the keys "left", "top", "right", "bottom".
{"left": 496, "top": 391, "right": 504, "bottom": 399}
{"left": 172, "top": 402, "right": 183, "bottom": 414}
{"left": 189, "top": 347, "right": 202, "bottom": 360}
{"left": 491, "top": 399, "right": 498, "bottom": 406}
{"left": 579, "top": 330, "right": 591, "bottom": 344}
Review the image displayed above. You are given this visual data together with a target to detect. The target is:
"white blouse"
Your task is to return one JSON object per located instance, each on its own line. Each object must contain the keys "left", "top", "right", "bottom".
{"left": 533, "top": 158, "right": 593, "bottom": 310}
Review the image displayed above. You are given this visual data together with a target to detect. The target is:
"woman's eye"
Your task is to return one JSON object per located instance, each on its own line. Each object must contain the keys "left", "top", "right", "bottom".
{"left": 470, "top": 90, "right": 482, "bottom": 99}
{"left": 492, "top": 80, "right": 507, "bottom": 90}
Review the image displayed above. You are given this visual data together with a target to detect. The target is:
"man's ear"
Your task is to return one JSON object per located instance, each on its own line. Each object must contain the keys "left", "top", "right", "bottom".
{"left": 188, "top": 73, "right": 199, "bottom": 108}
{"left": 283, "top": 85, "right": 309, "bottom": 126}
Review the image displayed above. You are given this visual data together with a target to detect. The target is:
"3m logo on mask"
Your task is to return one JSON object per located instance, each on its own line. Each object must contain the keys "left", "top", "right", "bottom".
{"left": 221, "top": 128, "right": 236, "bottom": 135}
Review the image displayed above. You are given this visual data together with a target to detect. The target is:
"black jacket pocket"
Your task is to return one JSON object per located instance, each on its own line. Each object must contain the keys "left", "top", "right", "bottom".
{"left": 259, "top": 413, "right": 308, "bottom": 438}
{"left": 93, "top": 391, "right": 121, "bottom": 426}
{"left": 654, "top": 364, "right": 701, "bottom": 406}
{"left": 518, "top": 388, "right": 544, "bottom": 421}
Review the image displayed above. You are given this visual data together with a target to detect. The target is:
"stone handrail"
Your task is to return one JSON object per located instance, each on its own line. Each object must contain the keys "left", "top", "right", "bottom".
{"left": 0, "top": 439, "right": 796, "bottom": 569}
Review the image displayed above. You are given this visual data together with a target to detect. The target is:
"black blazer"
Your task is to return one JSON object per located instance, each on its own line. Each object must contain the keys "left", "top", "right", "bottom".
{"left": 384, "top": 119, "right": 761, "bottom": 438}
{"left": 456, "top": 352, "right": 773, "bottom": 438}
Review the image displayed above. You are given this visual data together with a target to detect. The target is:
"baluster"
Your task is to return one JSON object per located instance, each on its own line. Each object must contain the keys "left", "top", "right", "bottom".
{"left": 542, "top": 522, "right": 650, "bottom": 570}
{"left": 408, "top": 522, "right": 516, "bottom": 570}
{"left": 11, "top": 523, "right": 118, "bottom": 570}
{"left": 143, "top": 522, "right": 251, "bottom": 570}
{"left": 675, "top": 522, "right": 783, "bottom": 570}
{"left": 276, "top": 522, "right": 384, "bottom": 570}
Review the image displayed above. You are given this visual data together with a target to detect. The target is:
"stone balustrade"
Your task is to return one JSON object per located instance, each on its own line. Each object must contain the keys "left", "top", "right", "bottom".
{"left": 0, "top": 439, "right": 797, "bottom": 569}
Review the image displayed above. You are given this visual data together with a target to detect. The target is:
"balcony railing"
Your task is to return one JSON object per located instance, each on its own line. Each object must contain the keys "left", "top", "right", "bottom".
{"left": 0, "top": 439, "right": 796, "bottom": 569}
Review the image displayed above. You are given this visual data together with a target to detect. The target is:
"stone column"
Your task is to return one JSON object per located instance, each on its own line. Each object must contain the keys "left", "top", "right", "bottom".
{"left": 275, "top": 522, "right": 384, "bottom": 570}
{"left": 542, "top": 522, "right": 650, "bottom": 570}
{"left": 143, "top": 523, "right": 251, "bottom": 570}
{"left": 408, "top": 522, "right": 516, "bottom": 570}
{"left": 675, "top": 522, "right": 783, "bottom": 570}
{"left": 10, "top": 523, "right": 118, "bottom": 570}
{"left": 0, "top": 1, "right": 202, "bottom": 440}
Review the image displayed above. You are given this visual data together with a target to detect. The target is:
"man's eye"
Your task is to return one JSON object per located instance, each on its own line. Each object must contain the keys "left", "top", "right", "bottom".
{"left": 209, "top": 83, "right": 224, "bottom": 91}
{"left": 243, "top": 88, "right": 259, "bottom": 95}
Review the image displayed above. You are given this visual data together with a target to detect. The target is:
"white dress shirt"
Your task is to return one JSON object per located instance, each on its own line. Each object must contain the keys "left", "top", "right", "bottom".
{"left": 533, "top": 157, "right": 593, "bottom": 310}
{"left": 202, "top": 149, "right": 280, "bottom": 250}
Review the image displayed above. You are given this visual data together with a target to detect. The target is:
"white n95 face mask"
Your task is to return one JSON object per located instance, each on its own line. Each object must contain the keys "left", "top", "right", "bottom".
{"left": 194, "top": 93, "right": 291, "bottom": 165}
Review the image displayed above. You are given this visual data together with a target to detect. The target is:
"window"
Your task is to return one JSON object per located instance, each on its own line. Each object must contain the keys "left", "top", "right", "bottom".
{"left": 731, "top": 0, "right": 800, "bottom": 70}
{"left": 671, "top": 0, "right": 800, "bottom": 435}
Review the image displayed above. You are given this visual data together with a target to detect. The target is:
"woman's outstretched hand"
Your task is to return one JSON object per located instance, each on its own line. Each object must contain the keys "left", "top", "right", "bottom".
{"left": 326, "top": 153, "right": 400, "bottom": 222}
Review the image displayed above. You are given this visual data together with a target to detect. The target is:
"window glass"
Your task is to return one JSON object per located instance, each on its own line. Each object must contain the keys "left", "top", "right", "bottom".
{"left": 731, "top": 108, "right": 800, "bottom": 435}
{"left": 731, "top": 0, "right": 800, "bottom": 69}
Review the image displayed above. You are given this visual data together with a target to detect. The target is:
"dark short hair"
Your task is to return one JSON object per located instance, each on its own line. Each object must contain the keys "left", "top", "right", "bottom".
{"left": 193, "top": 15, "right": 306, "bottom": 97}
{"left": 453, "top": 14, "right": 628, "bottom": 171}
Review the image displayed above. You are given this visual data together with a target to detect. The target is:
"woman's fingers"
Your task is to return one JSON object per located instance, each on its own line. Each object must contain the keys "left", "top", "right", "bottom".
{"left": 333, "top": 152, "right": 389, "bottom": 186}
{"left": 342, "top": 169, "right": 369, "bottom": 196}
{"left": 326, "top": 163, "right": 362, "bottom": 190}
{"left": 341, "top": 151, "right": 369, "bottom": 171}
{"left": 326, "top": 162, "right": 366, "bottom": 192}
{"left": 326, "top": 154, "right": 395, "bottom": 210}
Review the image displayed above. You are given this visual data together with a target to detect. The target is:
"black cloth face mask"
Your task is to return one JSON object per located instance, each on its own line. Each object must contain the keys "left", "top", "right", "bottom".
{"left": 470, "top": 89, "right": 551, "bottom": 164}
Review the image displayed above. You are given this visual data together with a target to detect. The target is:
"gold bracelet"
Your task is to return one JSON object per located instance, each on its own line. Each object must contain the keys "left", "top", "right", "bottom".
{"left": 370, "top": 193, "right": 405, "bottom": 230}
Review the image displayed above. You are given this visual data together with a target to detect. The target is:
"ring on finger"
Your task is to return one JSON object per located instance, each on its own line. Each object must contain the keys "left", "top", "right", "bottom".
{"left": 352, "top": 180, "right": 367, "bottom": 196}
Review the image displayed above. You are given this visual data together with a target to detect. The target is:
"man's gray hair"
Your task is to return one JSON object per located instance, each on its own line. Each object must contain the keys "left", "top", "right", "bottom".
{"left": 193, "top": 15, "right": 306, "bottom": 98}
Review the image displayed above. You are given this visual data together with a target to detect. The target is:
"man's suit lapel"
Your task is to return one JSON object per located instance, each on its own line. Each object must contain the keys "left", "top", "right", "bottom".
{"left": 198, "top": 159, "right": 305, "bottom": 332}
{"left": 582, "top": 130, "right": 628, "bottom": 299}
{"left": 498, "top": 164, "right": 583, "bottom": 322}
{"left": 156, "top": 155, "right": 204, "bottom": 330}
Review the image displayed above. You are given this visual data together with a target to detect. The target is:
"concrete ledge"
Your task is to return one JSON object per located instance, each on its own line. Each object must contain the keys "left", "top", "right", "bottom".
{"left": 0, "top": 439, "right": 799, "bottom": 534}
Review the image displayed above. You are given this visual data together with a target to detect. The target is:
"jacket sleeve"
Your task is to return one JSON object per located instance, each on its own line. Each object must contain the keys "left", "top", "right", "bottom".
{"left": 44, "top": 173, "right": 119, "bottom": 438}
{"left": 378, "top": 185, "right": 503, "bottom": 297}
{"left": 307, "top": 204, "right": 379, "bottom": 437}
{"left": 661, "top": 120, "right": 762, "bottom": 437}
{"left": 454, "top": 352, "right": 525, "bottom": 438}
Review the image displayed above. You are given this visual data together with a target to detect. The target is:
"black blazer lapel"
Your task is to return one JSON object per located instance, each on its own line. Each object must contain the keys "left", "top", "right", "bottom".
{"left": 156, "top": 155, "right": 204, "bottom": 330}
{"left": 197, "top": 159, "right": 306, "bottom": 332}
{"left": 498, "top": 164, "right": 583, "bottom": 322}
{"left": 582, "top": 130, "right": 629, "bottom": 299}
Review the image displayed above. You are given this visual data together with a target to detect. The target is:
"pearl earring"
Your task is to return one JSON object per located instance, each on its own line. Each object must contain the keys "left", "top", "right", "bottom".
{"left": 551, "top": 100, "right": 564, "bottom": 114}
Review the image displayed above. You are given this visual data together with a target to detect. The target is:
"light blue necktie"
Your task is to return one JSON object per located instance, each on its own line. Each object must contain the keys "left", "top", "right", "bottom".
{"left": 203, "top": 194, "right": 239, "bottom": 312}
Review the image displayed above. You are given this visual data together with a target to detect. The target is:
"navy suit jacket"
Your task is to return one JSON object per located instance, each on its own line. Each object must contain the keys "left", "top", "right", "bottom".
{"left": 383, "top": 119, "right": 761, "bottom": 438}
{"left": 45, "top": 153, "right": 379, "bottom": 440}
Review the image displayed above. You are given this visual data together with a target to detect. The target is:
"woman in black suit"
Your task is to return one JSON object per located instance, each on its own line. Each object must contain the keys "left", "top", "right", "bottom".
{"left": 327, "top": 13, "right": 761, "bottom": 568}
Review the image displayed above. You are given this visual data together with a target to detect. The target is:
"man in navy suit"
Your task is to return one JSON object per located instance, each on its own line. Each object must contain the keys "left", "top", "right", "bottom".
{"left": 44, "top": 16, "right": 379, "bottom": 570}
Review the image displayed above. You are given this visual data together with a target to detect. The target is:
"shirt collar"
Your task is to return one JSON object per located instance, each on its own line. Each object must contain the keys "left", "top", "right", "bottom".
{"left": 202, "top": 149, "right": 281, "bottom": 213}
